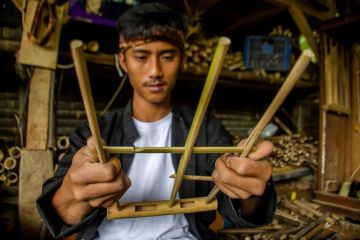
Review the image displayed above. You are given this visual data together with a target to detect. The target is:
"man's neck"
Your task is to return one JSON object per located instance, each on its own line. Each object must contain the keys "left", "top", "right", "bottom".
{"left": 132, "top": 99, "right": 171, "bottom": 122}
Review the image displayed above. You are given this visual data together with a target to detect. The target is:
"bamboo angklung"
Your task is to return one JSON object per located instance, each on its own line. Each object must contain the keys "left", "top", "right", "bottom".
{"left": 72, "top": 37, "right": 235, "bottom": 219}
{"left": 206, "top": 49, "right": 315, "bottom": 203}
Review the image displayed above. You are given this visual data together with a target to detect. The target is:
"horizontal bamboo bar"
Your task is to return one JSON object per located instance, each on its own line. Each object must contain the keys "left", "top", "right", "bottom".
{"left": 169, "top": 174, "right": 212, "bottom": 181}
{"left": 107, "top": 197, "right": 217, "bottom": 219}
{"left": 103, "top": 146, "right": 247, "bottom": 154}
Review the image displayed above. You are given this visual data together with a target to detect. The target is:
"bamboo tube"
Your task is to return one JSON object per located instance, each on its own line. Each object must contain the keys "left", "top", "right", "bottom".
{"left": 3, "top": 157, "right": 17, "bottom": 171}
{"left": 169, "top": 37, "right": 231, "bottom": 207}
{"left": 206, "top": 49, "right": 314, "bottom": 203}
{"left": 103, "top": 146, "right": 247, "bottom": 154}
{"left": 331, "top": 41, "right": 338, "bottom": 106}
{"left": 8, "top": 146, "right": 21, "bottom": 159}
{"left": 170, "top": 174, "right": 212, "bottom": 181}
{"left": 70, "top": 40, "right": 107, "bottom": 163}
{"left": 6, "top": 172, "right": 18, "bottom": 185}
{"left": 57, "top": 136, "right": 70, "bottom": 150}
{"left": 324, "top": 36, "right": 331, "bottom": 106}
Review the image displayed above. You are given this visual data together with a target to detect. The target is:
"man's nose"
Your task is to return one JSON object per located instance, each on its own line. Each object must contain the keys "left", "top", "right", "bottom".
{"left": 149, "top": 58, "right": 163, "bottom": 78}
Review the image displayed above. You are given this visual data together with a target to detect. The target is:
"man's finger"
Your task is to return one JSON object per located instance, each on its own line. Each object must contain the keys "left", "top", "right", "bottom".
{"left": 213, "top": 170, "right": 252, "bottom": 199}
{"left": 248, "top": 140, "right": 273, "bottom": 160}
{"left": 69, "top": 161, "right": 121, "bottom": 185}
{"left": 214, "top": 159, "right": 268, "bottom": 195}
{"left": 110, "top": 158, "right": 122, "bottom": 174}
{"left": 223, "top": 155, "right": 272, "bottom": 179}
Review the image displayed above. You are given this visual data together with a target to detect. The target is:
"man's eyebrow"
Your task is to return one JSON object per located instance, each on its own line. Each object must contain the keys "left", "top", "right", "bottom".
{"left": 159, "top": 49, "right": 178, "bottom": 54}
{"left": 132, "top": 49, "right": 150, "bottom": 54}
{"left": 131, "top": 48, "right": 179, "bottom": 54}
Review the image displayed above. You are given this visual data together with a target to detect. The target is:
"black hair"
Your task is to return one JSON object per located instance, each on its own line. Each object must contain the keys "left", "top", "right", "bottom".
{"left": 116, "top": 2, "right": 187, "bottom": 50}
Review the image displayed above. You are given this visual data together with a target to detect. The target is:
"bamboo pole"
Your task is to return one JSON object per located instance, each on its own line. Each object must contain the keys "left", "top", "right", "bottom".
{"left": 103, "top": 146, "right": 247, "bottom": 154}
{"left": 169, "top": 37, "right": 231, "bottom": 207}
{"left": 206, "top": 49, "right": 315, "bottom": 203}
{"left": 70, "top": 40, "right": 107, "bottom": 163}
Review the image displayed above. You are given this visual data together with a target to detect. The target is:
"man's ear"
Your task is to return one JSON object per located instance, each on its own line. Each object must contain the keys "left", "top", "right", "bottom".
{"left": 118, "top": 52, "right": 128, "bottom": 73}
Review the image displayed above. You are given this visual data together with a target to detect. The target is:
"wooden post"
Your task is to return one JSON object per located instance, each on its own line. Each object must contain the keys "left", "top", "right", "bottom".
{"left": 19, "top": 68, "right": 54, "bottom": 239}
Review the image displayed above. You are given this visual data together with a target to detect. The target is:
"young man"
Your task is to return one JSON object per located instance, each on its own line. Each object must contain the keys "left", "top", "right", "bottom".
{"left": 37, "top": 3, "right": 276, "bottom": 240}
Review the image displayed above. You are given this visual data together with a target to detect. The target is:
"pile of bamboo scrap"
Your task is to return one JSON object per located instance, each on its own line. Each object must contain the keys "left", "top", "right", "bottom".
{"left": 185, "top": 37, "right": 245, "bottom": 72}
{"left": 218, "top": 196, "right": 360, "bottom": 240}
{"left": 269, "top": 134, "right": 318, "bottom": 169}
{"left": 0, "top": 145, "right": 21, "bottom": 187}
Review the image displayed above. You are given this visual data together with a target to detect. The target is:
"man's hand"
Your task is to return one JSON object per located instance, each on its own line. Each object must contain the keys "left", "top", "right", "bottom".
{"left": 52, "top": 137, "right": 131, "bottom": 225}
{"left": 212, "top": 140, "right": 273, "bottom": 200}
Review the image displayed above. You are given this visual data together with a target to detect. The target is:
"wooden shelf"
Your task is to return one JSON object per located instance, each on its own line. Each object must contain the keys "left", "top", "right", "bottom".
{"left": 314, "top": 191, "right": 360, "bottom": 220}
{"left": 272, "top": 166, "right": 312, "bottom": 182}
{"left": 71, "top": 52, "right": 318, "bottom": 90}
{"left": 318, "top": 10, "right": 360, "bottom": 44}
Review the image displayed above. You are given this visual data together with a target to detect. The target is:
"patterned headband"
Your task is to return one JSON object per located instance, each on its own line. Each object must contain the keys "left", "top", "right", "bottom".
{"left": 119, "top": 27, "right": 185, "bottom": 52}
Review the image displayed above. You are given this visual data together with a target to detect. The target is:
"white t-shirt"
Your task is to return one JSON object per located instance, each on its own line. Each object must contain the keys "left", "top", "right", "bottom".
{"left": 97, "top": 113, "right": 196, "bottom": 240}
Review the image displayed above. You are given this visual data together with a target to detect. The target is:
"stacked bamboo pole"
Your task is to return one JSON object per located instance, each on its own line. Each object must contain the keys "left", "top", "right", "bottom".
{"left": 217, "top": 196, "right": 359, "bottom": 240}
{"left": 323, "top": 35, "right": 351, "bottom": 115}
{"left": 269, "top": 134, "right": 318, "bottom": 169}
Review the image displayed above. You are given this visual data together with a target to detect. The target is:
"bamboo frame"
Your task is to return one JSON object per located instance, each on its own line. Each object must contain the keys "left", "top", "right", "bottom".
{"left": 71, "top": 38, "right": 314, "bottom": 219}
{"left": 71, "top": 38, "right": 231, "bottom": 219}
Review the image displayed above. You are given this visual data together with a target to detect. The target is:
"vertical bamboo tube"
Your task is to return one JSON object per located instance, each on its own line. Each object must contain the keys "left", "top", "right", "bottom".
{"left": 70, "top": 40, "right": 107, "bottom": 163}
{"left": 168, "top": 37, "right": 231, "bottom": 207}
{"left": 324, "top": 36, "right": 332, "bottom": 106}
{"left": 206, "top": 49, "right": 315, "bottom": 203}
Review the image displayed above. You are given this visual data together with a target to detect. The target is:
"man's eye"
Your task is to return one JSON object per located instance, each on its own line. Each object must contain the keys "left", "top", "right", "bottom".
{"left": 135, "top": 55, "right": 147, "bottom": 61}
{"left": 162, "top": 55, "right": 175, "bottom": 61}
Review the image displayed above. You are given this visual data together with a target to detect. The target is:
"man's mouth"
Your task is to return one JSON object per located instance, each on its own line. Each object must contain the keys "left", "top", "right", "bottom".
{"left": 144, "top": 81, "right": 166, "bottom": 92}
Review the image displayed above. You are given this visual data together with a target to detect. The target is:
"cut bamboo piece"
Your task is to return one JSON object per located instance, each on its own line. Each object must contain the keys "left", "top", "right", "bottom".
{"left": 339, "top": 162, "right": 360, "bottom": 197}
{"left": 103, "top": 146, "right": 247, "bottom": 154}
{"left": 107, "top": 197, "right": 217, "bottom": 219}
{"left": 70, "top": 40, "right": 107, "bottom": 163}
{"left": 8, "top": 146, "right": 21, "bottom": 159}
{"left": 206, "top": 49, "right": 315, "bottom": 203}
{"left": 3, "top": 157, "right": 17, "bottom": 170}
{"left": 169, "top": 37, "right": 231, "bottom": 207}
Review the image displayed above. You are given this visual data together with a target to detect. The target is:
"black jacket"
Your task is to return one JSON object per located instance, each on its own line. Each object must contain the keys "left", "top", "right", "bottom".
{"left": 37, "top": 101, "right": 276, "bottom": 240}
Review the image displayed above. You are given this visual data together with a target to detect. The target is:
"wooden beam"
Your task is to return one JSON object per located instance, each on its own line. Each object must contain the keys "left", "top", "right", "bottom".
{"left": 197, "top": 0, "right": 221, "bottom": 11}
{"left": 288, "top": 4, "right": 319, "bottom": 59}
{"left": 221, "top": 7, "right": 285, "bottom": 34}
{"left": 18, "top": 0, "right": 65, "bottom": 69}
{"left": 26, "top": 68, "right": 52, "bottom": 150}
{"left": 260, "top": 0, "right": 334, "bottom": 21}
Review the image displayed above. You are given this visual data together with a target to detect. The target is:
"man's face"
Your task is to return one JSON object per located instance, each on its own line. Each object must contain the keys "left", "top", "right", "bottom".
{"left": 119, "top": 40, "right": 183, "bottom": 106}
